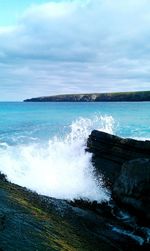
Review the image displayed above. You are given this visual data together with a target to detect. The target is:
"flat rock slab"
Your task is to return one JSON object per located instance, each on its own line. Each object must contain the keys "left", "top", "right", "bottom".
{"left": 0, "top": 179, "right": 148, "bottom": 251}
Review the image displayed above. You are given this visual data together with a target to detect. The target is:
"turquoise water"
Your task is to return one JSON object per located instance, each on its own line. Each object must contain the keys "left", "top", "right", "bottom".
{"left": 0, "top": 102, "right": 150, "bottom": 145}
{"left": 0, "top": 102, "right": 150, "bottom": 201}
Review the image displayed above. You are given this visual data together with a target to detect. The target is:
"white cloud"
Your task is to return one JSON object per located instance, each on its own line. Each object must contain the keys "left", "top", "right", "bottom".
{"left": 0, "top": 0, "right": 150, "bottom": 100}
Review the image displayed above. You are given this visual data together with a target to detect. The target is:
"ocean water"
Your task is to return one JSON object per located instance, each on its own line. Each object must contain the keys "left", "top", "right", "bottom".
{"left": 0, "top": 102, "right": 150, "bottom": 201}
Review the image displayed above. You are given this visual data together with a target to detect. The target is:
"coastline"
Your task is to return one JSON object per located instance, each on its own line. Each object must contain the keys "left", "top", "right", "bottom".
{"left": 0, "top": 131, "right": 150, "bottom": 250}
{"left": 24, "top": 90, "right": 150, "bottom": 102}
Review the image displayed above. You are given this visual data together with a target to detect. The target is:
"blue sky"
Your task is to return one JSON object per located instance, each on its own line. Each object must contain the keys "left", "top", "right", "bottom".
{"left": 0, "top": 1, "right": 50, "bottom": 25}
{"left": 0, "top": 0, "right": 150, "bottom": 101}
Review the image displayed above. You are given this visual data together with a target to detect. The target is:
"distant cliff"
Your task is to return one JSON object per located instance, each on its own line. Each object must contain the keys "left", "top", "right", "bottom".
{"left": 24, "top": 91, "right": 150, "bottom": 102}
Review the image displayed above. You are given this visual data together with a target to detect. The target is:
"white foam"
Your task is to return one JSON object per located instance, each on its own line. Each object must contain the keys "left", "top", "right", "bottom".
{"left": 111, "top": 227, "right": 144, "bottom": 246}
{"left": 0, "top": 115, "right": 114, "bottom": 201}
{"left": 133, "top": 137, "right": 150, "bottom": 141}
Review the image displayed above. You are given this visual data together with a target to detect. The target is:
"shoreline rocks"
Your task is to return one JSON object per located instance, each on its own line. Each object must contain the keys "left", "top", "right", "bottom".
{"left": 1, "top": 177, "right": 149, "bottom": 251}
{"left": 0, "top": 131, "right": 150, "bottom": 250}
{"left": 0, "top": 172, "right": 7, "bottom": 182}
{"left": 113, "top": 158, "right": 150, "bottom": 222}
{"left": 87, "top": 130, "right": 150, "bottom": 224}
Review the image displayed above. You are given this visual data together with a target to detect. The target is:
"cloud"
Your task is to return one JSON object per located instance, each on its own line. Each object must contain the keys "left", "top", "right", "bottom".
{"left": 0, "top": 0, "right": 150, "bottom": 100}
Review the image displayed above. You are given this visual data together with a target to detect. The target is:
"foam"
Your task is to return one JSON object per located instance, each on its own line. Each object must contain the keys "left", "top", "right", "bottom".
{"left": 0, "top": 115, "right": 114, "bottom": 201}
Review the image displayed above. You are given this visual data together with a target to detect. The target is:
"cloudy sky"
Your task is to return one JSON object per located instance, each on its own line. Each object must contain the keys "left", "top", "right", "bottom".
{"left": 0, "top": 0, "right": 150, "bottom": 101}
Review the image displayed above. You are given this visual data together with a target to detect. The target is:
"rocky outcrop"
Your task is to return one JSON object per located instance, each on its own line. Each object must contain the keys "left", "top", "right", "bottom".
{"left": 0, "top": 131, "right": 150, "bottom": 250}
{"left": 113, "top": 158, "right": 150, "bottom": 222}
{"left": 24, "top": 90, "right": 150, "bottom": 102}
{"left": 87, "top": 130, "right": 150, "bottom": 223}
{"left": 1, "top": 178, "right": 149, "bottom": 251}
{"left": 87, "top": 130, "right": 150, "bottom": 184}
{"left": 0, "top": 172, "right": 7, "bottom": 182}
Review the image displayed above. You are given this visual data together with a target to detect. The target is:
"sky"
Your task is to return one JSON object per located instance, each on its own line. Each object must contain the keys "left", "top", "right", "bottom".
{"left": 0, "top": 0, "right": 150, "bottom": 101}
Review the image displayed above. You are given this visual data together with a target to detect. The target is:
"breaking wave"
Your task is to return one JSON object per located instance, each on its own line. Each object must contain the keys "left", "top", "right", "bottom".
{"left": 0, "top": 115, "right": 115, "bottom": 201}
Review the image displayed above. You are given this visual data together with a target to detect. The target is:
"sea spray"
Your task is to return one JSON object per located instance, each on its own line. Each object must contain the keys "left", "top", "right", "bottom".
{"left": 0, "top": 115, "right": 114, "bottom": 201}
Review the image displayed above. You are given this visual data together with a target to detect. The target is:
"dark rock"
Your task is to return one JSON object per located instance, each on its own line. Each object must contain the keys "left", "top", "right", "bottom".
{"left": 0, "top": 172, "right": 7, "bottom": 182}
{"left": 0, "top": 131, "right": 150, "bottom": 250}
{"left": 87, "top": 130, "right": 150, "bottom": 186}
{"left": 87, "top": 130, "right": 150, "bottom": 225}
{"left": 0, "top": 178, "right": 148, "bottom": 250}
{"left": 0, "top": 213, "right": 6, "bottom": 231}
{"left": 113, "top": 158, "right": 150, "bottom": 222}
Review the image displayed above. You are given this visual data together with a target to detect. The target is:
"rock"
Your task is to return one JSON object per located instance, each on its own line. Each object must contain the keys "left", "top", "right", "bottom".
{"left": 87, "top": 130, "right": 150, "bottom": 224}
{"left": 0, "top": 131, "right": 150, "bottom": 250}
{"left": 0, "top": 172, "right": 7, "bottom": 182}
{"left": 0, "top": 177, "right": 148, "bottom": 250}
{"left": 113, "top": 158, "right": 150, "bottom": 222}
{"left": 87, "top": 130, "right": 150, "bottom": 186}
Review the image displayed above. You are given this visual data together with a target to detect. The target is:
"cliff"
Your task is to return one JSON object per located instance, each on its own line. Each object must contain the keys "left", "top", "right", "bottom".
{"left": 24, "top": 90, "right": 150, "bottom": 102}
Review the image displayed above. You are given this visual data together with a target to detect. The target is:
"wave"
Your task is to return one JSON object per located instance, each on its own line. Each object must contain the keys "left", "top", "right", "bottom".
{"left": 0, "top": 115, "right": 114, "bottom": 201}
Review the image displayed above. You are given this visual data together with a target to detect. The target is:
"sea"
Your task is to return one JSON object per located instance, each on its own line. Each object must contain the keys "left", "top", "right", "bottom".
{"left": 0, "top": 102, "right": 150, "bottom": 202}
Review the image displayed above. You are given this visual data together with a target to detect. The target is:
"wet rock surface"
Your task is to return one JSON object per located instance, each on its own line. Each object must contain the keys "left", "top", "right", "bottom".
{"left": 87, "top": 130, "right": 150, "bottom": 246}
{"left": 87, "top": 130, "right": 150, "bottom": 185}
{"left": 0, "top": 179, "right": 149, "bottom": 251}
{"left": 113, "top": 158, "right": 150, "bottom": 222}
{"left": 0, "top": 131, "right": 150, "bottom": 250}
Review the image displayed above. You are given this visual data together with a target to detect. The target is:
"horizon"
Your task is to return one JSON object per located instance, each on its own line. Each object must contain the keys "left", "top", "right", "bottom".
{"left": 0, "top": 89, "right": 149, "bottom": 102}
{"left": 0, "top": 0, "right": 150, "bottom": 101}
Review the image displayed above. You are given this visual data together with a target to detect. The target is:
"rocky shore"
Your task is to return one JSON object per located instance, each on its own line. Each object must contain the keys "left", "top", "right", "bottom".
{"left": 87, "top": 131, "right": 150, "bottom": 223}
{"left": 0, "top": 131, "right": 150, "bottom": 250}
